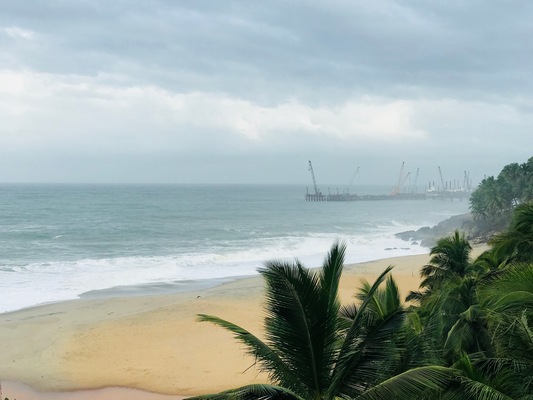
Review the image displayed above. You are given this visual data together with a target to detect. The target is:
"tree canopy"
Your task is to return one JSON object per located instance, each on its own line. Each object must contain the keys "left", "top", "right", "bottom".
{"left": 469, "top": 157, "right": 533, "bottom": 233}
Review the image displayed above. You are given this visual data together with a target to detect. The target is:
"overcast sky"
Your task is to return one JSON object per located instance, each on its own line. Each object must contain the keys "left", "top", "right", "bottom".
{"left": 1, "top": 1, "right": 532, "bottom": 187}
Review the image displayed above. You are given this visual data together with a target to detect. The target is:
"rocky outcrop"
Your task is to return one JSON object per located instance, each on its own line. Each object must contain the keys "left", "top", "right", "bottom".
{"left": 395, "top": 213, "right": 474, "bottom": 248}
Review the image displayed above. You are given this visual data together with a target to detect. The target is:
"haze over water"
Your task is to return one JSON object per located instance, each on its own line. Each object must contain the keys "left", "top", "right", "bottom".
{"left": 0, "top": 184, "right": 471, "bottom": 313}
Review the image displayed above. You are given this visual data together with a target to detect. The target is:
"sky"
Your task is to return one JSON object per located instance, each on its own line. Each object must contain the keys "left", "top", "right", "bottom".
{"left": 0, "top": 1, "right": 532, "bottom": 187}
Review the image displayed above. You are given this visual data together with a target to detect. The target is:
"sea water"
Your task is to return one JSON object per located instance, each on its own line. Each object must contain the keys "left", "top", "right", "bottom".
{"left": 0, "top": 184, "right": 470, "bottom": 313}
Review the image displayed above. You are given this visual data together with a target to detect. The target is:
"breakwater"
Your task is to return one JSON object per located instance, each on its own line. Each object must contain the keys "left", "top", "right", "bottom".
{"left": 305, "top": 191, "right": 468, "bottom": 202}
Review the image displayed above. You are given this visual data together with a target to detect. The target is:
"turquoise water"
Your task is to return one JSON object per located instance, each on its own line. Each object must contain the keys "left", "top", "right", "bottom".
{"left": 0, "top": 184, "right": 470, "bottom": 312}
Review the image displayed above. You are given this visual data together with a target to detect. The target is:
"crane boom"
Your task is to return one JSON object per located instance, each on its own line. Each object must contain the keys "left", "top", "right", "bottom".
{"left": 348, "top": 166, "right": 360, "bottom": 186}
{"left": 390, "top": 161, "right": 405, "bottom": 196}
{"left": 399, "top": 171, "right": 411, "bottom": 191}
{"left": 412, "top": 168, "right": 419, "bottom": 193}
{"left": 308, "top": 160, "right": 320, "bottom": 195}
{"left": 438, "top": 166, "right": 445, "bottom": 191}
{"left": 463, "top": 171, "right": 471, "bottom": 191}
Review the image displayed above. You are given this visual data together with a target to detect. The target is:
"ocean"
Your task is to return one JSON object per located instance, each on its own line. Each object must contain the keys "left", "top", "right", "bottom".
{"left": 0, "top": 184, "right": 470, "bottom": 313}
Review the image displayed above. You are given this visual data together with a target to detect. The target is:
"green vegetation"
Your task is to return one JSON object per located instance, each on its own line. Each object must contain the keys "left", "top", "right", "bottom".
{"left": 190, "top": 201, "right": 533, "bottom": 399}
{"left": 469, "top": 157, "right": 533, "bottom": 235}
{"left": 405, "top": 202, "right": 533, "bottom": 398}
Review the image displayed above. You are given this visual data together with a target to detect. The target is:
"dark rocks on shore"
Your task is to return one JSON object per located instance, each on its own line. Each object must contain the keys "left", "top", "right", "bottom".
{"left": 395, "top": 213, "right": 474, "bottom": 248}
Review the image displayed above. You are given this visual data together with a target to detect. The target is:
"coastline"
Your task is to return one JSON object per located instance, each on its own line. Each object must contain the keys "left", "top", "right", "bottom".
{"left": 0, "top": 247, "right": 488, "bottom": 400}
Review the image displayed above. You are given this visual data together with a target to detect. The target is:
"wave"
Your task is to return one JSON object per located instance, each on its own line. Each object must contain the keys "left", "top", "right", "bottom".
{"left": 0, "top": 230, "right": 430, "bottom": 313}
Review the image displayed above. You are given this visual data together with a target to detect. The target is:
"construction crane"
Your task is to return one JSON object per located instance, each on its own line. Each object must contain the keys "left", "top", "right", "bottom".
{"left": 399, "top": 172, "right": 411, "bottom": 194}
{"left": 390, "top": 162, "right": 408, "bottom": 195}
{"left": 348, "top": 166, "right": 360, "bottom": 186}
{"left": 308, "top": 160, "right": 322, "bottom": 195}
{"left": 438, "top": 166, "right": 446, "bottom": 191}
{"left": 463, "top": 171, "right": 471, "bottom": 191}
{"left": 412, "top": 168, "right": 419, "bottom": 194}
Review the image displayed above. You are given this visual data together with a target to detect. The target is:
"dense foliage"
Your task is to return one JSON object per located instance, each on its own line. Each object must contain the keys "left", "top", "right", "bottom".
{"left": 405, "top": 203, "right": 533, "bottom": 399}
{"left": 469, "top": 157, "right": 533, "bottom": 233}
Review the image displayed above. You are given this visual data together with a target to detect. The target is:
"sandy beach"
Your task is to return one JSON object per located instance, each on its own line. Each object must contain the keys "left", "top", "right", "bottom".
{"left": 0, "top": 248, "right": 487, "bottom": 400}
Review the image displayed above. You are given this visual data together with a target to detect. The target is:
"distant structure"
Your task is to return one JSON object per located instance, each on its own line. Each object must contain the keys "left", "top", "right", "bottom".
{"left": 307, "top": 161, "right": 323, "bottom": 198}
{"left": 305, "top": 161, "right": 472, "bottom": 202}
{"left": 425, "top": 166, "right": 473, "bottom": 200}
{"left": 389, "top": 161, "right": 412, "bottom": 196}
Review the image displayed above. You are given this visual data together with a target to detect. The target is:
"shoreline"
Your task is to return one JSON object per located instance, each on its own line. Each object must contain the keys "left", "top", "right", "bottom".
{"left": 0, "top": 247, "right": 488, "bottom": 400}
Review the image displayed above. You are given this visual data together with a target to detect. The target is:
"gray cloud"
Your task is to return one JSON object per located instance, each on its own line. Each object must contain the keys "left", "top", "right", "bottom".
{"left": 0, "top": 1, "right": 531, "bottom": 184}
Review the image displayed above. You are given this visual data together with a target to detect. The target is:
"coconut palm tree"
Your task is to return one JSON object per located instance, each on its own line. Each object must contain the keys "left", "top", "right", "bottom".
{"left": 407, "top": 231, "right": 473, "bottom": 302}
{"left": 408, "top": 237, "right": 533, "bottom": 398}
{"left": 464, "top": 261, "right": 533, "bottom": 398}
{"left": 440, "top": 276, "right": 493, "bottom": 361}
{"left": 187, "top": 243, "right": 457, "bottom": 400}
{"left": 489, "top": 202, "right": 533, "bottom": 264}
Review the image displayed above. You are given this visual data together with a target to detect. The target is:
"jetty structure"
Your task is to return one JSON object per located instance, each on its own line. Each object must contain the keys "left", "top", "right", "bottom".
{"left": 305, "top": 161, "right": 472, "bottom": 202}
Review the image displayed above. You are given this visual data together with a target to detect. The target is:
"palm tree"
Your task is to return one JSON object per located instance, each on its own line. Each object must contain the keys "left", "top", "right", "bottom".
{"left": 407, "top": 233, "right": 533, "bottom": 398}
{"left": 407, "top": 231, "right": 473, "bottom": 302}
{"left": 468, "top": 261, "right": 533, "bottom": 398}
{"left": 440, "top": 276, "right": 493, "bottom": 361}
{"left": 187, "top": 243, "right": 456, "bottom": 400}
{"left": 489, "top": 202, "right": 533, "bottom": 264}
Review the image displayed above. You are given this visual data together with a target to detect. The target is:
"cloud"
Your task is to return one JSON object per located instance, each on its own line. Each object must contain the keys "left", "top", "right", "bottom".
{"left": 0, "top": 1, "right": 531, "bottom": 183}
{"left": 0, "top": 70, "right": 427, "bottom": 154}
{"left": 3, "top": 26, "right": 35, "bottom": 40}
{"left": 2, "top": 1, "right": 533, "bottom": 103}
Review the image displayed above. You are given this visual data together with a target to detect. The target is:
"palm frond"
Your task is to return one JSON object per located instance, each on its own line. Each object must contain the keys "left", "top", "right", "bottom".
{"left": 320, "top": 241, "right": 345, "bottom": 308}
{"left": 446, "top": 377, "right": 515, "bottom": 400}
{"left": 328, "top": 266, "right": 397, "bottom": 396}
{"left": 489, "top": 203, "right": 533, "bottom": 263}
{"left": 339, "top": 303, "right": 358, "bottom": 322}
{"left": 354, "top": 366, "right": 458, "bottom": 400}
{"left": 258, "top": 243, "right": 344, "bottom": 397}
{"left": 186, "top": 384, "right": 304, "bottom": 400}
{"left": 339, "top": 265, "right": 394, "bottom": 347}
{"left": 405, "top": 290, "right": 424, "bottom": 303}
{"left": 474, "top": 356, "right": 533, "bottom": 394}
{"left": 356, "top": 274, "right": 401, "bottom": 320}
{"left": 259, "top": 261, "right": 323, "bottom": 396}
{"left": 197, "top": 314, "right": 304, "bottom": 394}
{"left": 317, "top": 242, "right": 346, "bottom": 381}
{"left": 479, "top": 262, "right": 533, "bottom": 311}
{"left": 335, "top": 309, "right": 407, "bottom": 396}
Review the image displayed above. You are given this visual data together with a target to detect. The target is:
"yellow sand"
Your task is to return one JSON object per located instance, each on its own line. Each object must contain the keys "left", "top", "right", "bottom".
{"left": 0, "top": 247, "right": 487, "bottom": 400}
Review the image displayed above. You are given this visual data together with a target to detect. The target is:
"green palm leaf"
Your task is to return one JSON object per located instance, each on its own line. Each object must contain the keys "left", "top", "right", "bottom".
{"left": 259, "top": 242, "right": 345, "bottom": 397}
{"left": 479, "top": 262, "right": 533, "bottom": 311}
{"left": 354, "top": 366, "right": 457, "bottom": 400}
{"left": 335, "top": 309, "right": 406, "bottom": 396}
{"left": 187, "top": 384, "right": 304, "bottom": 400}
{"left": 490, "top": 202, "right": 533, "bottom": 263}
{"left": 196, "top": 314, "right": 305, "bottom": 394}
{"left": 329, "top": 265, "right": 396, "bottom": 397}
{"left": 444, "top": 379, "right": 515, "bottom": 400}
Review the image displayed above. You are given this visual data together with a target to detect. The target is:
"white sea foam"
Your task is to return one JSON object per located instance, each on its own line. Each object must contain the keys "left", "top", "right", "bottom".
{"left": 0, "top": 230, "right": 428, "bottom": 313}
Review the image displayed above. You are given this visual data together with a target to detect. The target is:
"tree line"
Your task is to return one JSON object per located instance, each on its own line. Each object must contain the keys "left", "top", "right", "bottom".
{"left": 469, "top": 157, "right": 533, "bottom": 234}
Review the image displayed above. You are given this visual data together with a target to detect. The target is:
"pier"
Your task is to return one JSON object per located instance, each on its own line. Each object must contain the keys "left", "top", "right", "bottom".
{"left": 305, "top": 191, "right": 429, "bottom": 202}
{"left": 305, "top": 191, "right": 469, "bottom": 202}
